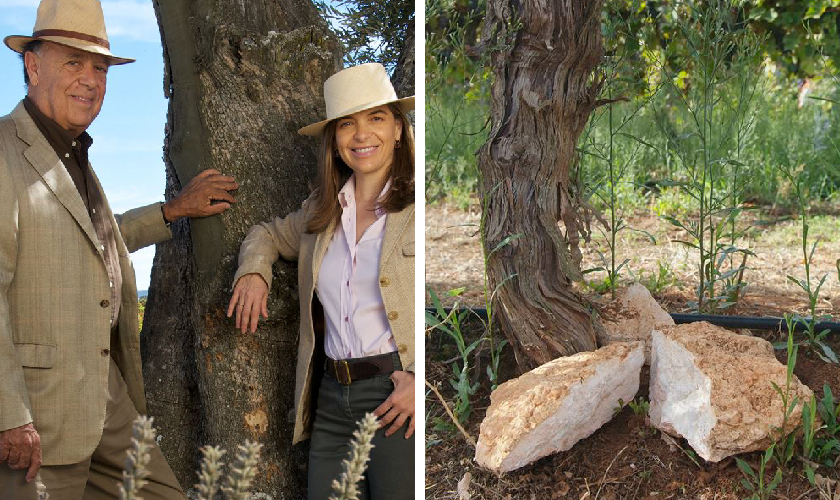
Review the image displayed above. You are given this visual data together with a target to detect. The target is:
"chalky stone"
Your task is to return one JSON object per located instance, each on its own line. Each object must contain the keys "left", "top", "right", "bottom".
{"left": 599, "top": 283, "right": 675, "bottom": 364}
{"left": 475, "top": 342, "right": 645, "bottom": 473}
{"left": 649, "top": 322, "right": 813, "bottom": 462}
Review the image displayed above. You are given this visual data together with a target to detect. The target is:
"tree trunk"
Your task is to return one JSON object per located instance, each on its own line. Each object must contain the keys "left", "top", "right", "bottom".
{"left": 477, "top": 0, "right": 606, "bottom": 371}
{"left": 141, "top": 0, "right": 341, "bottom": 496}
{"left": 391, "top": 21, "right": 415, "bottom": 97}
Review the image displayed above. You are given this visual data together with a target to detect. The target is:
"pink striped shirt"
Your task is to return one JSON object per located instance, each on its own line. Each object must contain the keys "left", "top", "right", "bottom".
{"left": 316, "top": 175, "right": 397, "bottom": 360}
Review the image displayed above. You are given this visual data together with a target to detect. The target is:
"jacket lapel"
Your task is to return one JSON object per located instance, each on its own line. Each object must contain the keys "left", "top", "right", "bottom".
{"left": 311, "top": 216, "right": 337, "bottom": 289}
{"left": 379, "top": 204, "right": 414, "bottom": 273}
{"left": 12, "top": 102, "right": 103, "bottom": 256}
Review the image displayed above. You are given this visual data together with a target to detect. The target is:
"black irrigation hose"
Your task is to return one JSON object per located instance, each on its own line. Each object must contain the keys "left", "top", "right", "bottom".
{"left": 425, "top": 308, "right": 840, "bottom": 334}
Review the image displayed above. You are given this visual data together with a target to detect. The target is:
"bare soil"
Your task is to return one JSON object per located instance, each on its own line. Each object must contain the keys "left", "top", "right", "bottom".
{"left": 425, "top": 202, "right": 840, "bottom": 500}
{"left": 425, "top": 202, "right": 840, "bottom": 315}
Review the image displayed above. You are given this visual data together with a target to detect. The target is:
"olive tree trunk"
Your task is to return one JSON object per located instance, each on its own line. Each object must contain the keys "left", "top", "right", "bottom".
{"left": 478, "top": 0, "right": 606, "bottom": 370}
{"left": 392, "top": 22, "right": 415, "bottom": 97}
{"left": 140, "top": 0, "right": 341, "bottom": 496}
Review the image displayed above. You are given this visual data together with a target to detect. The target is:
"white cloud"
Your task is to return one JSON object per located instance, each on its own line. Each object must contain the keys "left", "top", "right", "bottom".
{"left": 101, "top": 1, "right": 159, "bottom": 43}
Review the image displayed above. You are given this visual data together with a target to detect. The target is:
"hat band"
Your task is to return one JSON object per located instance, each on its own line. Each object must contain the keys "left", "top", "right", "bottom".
{"left": 32, "top": 29, "right": 110, "bottom": 49}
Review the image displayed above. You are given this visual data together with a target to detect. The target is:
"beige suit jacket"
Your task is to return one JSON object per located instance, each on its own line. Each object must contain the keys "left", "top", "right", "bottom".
{"left": 0, "top": 102, "right": 172, "bottom": 465}
{"left": 233, "top": 196, "right": 415, "bottom": 444}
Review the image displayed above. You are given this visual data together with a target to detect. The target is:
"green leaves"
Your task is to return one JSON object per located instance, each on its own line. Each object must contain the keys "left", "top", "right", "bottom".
{"left": 736, "top": 443, "right": 782, "bottom": 500}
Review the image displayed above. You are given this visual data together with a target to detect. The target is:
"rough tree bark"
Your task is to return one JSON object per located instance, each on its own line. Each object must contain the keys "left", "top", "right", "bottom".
{"left": 391, "top": 22, "right": 415, "bottom": 97}
{"left": 140, "top": 0, "right": 341, "bottom": 496}
{"left": 478, "top": 0, "right": 606, "bottom": 370}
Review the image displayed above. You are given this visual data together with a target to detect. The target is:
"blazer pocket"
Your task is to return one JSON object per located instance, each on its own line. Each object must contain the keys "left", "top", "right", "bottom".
{"left": 402, "top": 241, "right": 415, "bottom": 257}
{"left": 14, "top": 343, "right": 57, "bottom": 369}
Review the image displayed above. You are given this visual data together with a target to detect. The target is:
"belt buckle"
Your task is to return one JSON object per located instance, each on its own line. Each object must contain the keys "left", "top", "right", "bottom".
{"left": 336, "top": 359, "right": 352, "bottom": 385}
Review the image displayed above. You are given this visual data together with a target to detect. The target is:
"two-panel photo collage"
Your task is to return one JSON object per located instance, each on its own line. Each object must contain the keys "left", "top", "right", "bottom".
{"left": 1, "top": 0, "right": 839, "bottom": 499}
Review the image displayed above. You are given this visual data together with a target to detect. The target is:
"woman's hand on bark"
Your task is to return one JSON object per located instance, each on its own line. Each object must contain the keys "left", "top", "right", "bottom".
{"left": 227, "top": 273, "right": 269, "bottom": 333}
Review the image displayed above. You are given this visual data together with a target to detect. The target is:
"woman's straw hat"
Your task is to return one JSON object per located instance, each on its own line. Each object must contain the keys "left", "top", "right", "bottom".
{"left": 4, "top": 0, "right": 134, "bottom": 65}
{"left": 298, "top": 62, "right": 414, "bottom": 136}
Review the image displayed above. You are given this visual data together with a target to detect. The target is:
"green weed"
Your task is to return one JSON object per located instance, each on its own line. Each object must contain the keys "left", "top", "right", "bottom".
{"left": 425, "top": 288, "right": 482, "bottom": 428}
{"left": 799, "top": 384, "right": 840, "bottom": 484}
{"left": 628, "top": 397, "right": 650, "bottom": 417}
{"left": 736, "top": 444, "right": 783, "bottom": 500}
{"left": 778, "top": 158, "right": 838, "bottom": 363}
{"left": 804, "top": 384, "right": 840, "bottom": 476}
{"left": 638, "top": 261, "right": 678, "bottom": 295}
{"left": 770, "top": 315, "right": 801, "bottom": 469}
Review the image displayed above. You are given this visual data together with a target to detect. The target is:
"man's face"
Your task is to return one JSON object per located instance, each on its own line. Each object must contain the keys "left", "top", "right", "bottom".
{"left": 25, "top": 42, "right": 109, "bottom": 136}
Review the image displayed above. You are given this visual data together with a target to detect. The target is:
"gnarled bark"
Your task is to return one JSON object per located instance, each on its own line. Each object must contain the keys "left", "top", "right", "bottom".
{"left": 478, "top": 0, "right": 605, "bottom": 370}
{"left": 141, "top": 0, "right": 341, "bottom": 496}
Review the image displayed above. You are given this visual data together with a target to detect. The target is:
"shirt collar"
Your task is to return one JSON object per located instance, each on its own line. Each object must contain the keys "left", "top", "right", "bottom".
{"left": 23, "top": 96, "right": 93, "bottom": 153}
{"left": 338, "top": 174, "right": 390, "bottom": 218}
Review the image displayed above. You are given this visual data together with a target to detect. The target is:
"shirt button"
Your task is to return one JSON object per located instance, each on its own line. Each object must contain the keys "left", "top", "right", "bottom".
{"left": 64, "top": 153, "right": 69, "bottom": 158}
{"left": 92, "top": 208, "right": 96, "bottom": 214}
{"left": 344, "top": 317, "right": 349, "bottom": 322}
{"left": 100, "top": 245, "right": 105, "bottom": 251}
{"left": 72, "top": 141, "right": 77, "bottom": 147}
{"left": 100, "top": 300, "right": 110, "bottom": 308}
{"left": 379, "top": 277, "right": 390, "bottom": 287}
{"left": 387, "top": 311, "right": 398, "bottom": 321}
{"left": 101, "top": 348, "right": 110, "bottom": 357}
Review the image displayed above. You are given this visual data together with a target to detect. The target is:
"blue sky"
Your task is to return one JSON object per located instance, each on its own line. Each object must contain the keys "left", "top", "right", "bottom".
{"left": 0, "top": 0, "right": 167, "bottom": 291}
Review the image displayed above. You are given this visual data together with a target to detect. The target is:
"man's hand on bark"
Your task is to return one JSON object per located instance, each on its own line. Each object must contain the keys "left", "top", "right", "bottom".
{"left": 162, "top": 169, "right": 239, "bottom": 221}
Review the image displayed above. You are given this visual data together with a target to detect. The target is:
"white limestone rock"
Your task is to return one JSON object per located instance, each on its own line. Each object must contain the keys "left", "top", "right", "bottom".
{"left": 474, "top": 342, "right": 645, "bottom": 473}
{"left": 599, "top": 283, "right": 674, "bottom": 364}
{"left": 649, "top": 322, "right": 813, "bottom": 462}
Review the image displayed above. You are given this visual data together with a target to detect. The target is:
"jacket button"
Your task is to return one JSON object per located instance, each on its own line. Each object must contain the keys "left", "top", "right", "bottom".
{"left": 379, "top": 277, "right": 391, "bottom": 287}
{"left": 387, "top": 311, "right": 398, "bottom": 321}
{"left": 101, "top": 348, "right": 110, "bottom": 357}
{"left": 398, "top": 344, "right": 407, "bottom": 353}
{"left": 100, "top": 300, "right": 110, "bottom": 308}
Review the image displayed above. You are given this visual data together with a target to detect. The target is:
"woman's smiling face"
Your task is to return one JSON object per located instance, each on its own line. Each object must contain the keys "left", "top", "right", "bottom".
{"left": 334, "top": 105, "right": 403, "bottom": 180}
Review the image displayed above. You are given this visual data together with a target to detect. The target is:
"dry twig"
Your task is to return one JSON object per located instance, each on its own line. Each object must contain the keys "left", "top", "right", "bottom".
{"left": 425, "top": 379, "right": 477, "bottom": 447}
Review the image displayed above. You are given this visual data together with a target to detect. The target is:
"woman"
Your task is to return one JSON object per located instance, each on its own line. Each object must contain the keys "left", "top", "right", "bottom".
{"left": 226, "top": 63, "right": 415, "bottom": 500}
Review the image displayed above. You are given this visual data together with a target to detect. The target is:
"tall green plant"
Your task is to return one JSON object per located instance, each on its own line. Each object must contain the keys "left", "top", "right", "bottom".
{"left": 776, "top": 158, "right": 838, "bottom": 363}
{"left": 652, "top": 0, "right": 762, "bottom": 313}
{"left": 578, "top": 11, "right": 661, "bottom": 298}
{"left": 770, "top": 314, "right": 801, "bottom": 469}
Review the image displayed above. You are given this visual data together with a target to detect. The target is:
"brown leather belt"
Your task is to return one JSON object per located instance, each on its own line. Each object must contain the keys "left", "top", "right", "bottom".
{"left": 325, "top": 352, "right": 397, "bottom": 385}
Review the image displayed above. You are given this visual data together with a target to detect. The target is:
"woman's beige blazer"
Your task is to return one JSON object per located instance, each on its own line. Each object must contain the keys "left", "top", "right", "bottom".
{"left": 0, "top": 102, "right": 172, "bottom": 465}
{"left": 232, "top": 197, "right": 415, "bottom": 444}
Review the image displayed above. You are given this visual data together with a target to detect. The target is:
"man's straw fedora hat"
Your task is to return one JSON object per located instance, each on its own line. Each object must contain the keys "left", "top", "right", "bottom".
{"left": 298, "top": 63, "right": 414, "bottom": 136}
{"left": 4, "top": 0, "right": 134, "bottom": 65}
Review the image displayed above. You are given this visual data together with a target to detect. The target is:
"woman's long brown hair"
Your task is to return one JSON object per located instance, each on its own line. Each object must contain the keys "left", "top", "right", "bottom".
{"left": 306, "top": 103, "right": 415, "bottom": 234}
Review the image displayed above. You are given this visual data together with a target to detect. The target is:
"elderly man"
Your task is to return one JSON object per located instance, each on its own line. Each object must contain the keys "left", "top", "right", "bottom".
{"left": 0, "top": 0, "right": 238, "bottom": 498}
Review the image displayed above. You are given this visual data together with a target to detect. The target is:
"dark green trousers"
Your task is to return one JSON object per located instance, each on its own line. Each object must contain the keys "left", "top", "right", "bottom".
{"left": 307, "top": 367, "right": 415, "bottom": 500}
